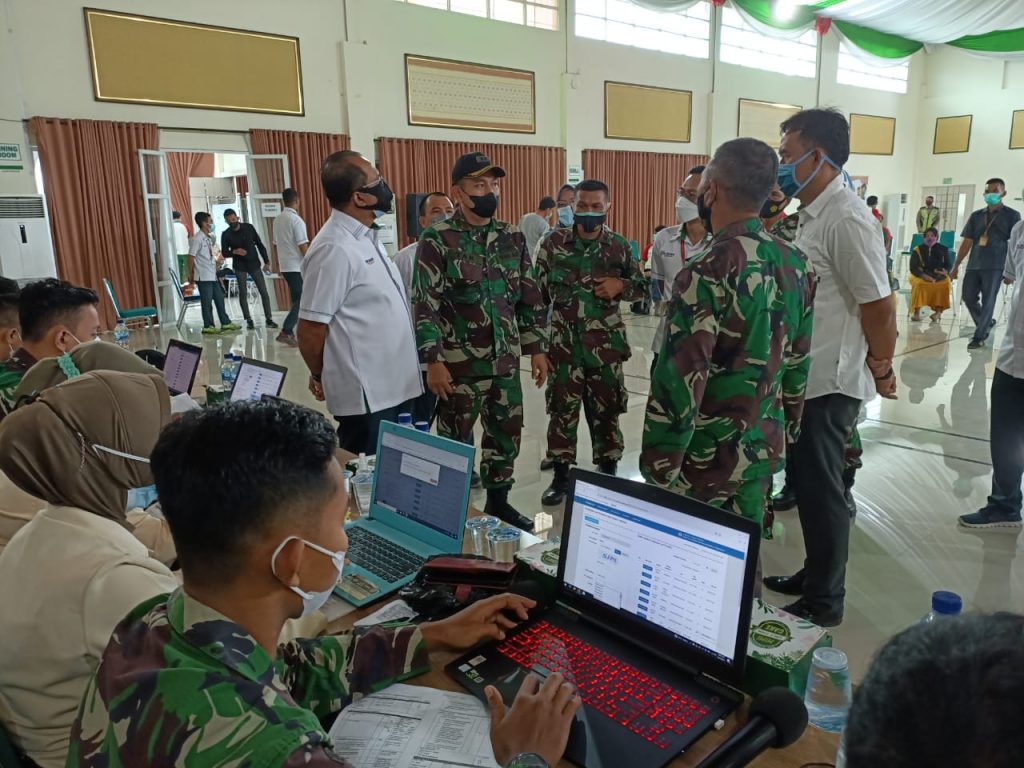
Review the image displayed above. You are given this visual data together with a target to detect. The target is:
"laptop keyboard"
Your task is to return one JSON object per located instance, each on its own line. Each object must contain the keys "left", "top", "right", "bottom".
{"left": 345, "top": 527, "right": 426, "bottom": 584}
{"left": 495, "top": 620, "right": 710, "bottom": 750}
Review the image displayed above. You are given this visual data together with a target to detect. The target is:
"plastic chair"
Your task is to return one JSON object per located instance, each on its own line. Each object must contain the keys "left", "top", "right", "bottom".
{"left": 939, "top": 230, "right": 955, "bottom": 250}
{"left": 169, "top": 268, "right": 202, "bottom": 330}
{"left": 102, "top": 278, "right": 158, "bottom": 328}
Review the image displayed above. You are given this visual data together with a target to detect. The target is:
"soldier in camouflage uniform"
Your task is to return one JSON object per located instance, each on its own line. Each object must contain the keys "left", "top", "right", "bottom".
{"left": 534, "top": 179, "right": 647, "bottom": 506}
{"left": 414, "top": 153, "right": 549, "bottom": 532}
{"left": 641, "top": 140, "right": 816, "bottom": 530}
{"left": 68, "top": 399, "right": 574, "bottom": 768}
{"left": 761, "top": 186, "right": 863, "bottom": 517}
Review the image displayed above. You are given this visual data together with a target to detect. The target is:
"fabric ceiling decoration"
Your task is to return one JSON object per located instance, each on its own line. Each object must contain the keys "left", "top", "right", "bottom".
{"left": 832, "top": 20, "right": 923, "bottom": 59}
{"left": 627, "top": 0, "right": 703, "bottom": 10}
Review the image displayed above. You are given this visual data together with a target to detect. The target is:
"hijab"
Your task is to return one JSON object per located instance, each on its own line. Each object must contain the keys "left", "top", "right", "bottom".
{"left": 12, "top": 340, "right": 158, "bottom": 404}
{"left": 0, "top": 371, "right": 171, "bottom": 524}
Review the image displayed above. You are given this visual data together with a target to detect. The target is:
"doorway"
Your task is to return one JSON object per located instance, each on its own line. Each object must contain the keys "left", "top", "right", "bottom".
{"left": 920, "top": 185, "right": 975, "bottom": 239}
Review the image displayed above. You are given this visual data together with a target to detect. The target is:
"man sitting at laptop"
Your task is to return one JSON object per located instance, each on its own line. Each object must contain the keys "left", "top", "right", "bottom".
{"left": 67, "top": 399, "right": 580, "bottom": 768}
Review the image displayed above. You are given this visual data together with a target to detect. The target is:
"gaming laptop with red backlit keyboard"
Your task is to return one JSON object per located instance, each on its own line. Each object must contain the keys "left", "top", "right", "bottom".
{"left": 446, "top": 469, "right": 760, "bottom": 768}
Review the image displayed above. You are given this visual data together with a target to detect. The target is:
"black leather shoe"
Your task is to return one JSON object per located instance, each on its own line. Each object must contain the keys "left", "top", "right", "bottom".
{"left": 266, "top": 319, "right": 279, "bottom": 329}
{"left": 484, "top": 489, "right": 534, "bottom": 533}
{"left": 542, "top": 462, "right": 570, "bottom": 506}
{"left": 783, "top": 598, "right": 844, "bottom": 628}
{"left": 764, "top": 570, "right": 805, "bottom": 596}
{"left": 771, "top": 484, "right": 797, "bottom": 512}
{"left": 540, "top": 458, "right": 554, "bottom": 471}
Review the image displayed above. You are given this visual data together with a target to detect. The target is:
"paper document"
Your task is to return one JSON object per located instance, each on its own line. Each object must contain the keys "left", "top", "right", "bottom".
{"left": 329, "top": 683, "right": 499, "bottom": 767}
{"left": 353, "top": 600, "right": 418, "bottom": 627}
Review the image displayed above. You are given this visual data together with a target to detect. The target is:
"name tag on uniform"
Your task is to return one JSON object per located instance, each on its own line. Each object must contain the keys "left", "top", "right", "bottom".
{"left": 979, "top": 235, "right": 989, "bottom": 247}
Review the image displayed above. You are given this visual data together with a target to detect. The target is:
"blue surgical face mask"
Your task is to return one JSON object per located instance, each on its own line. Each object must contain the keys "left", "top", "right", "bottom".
{"left": 984, "top": 192, "right": 1003, "bottom": 206}
{"left": 777, "top": 149, "right": 842, "bottom": 198}
{"left": 557, "top": 205, "right": 574, "bottom": 227}
{"left": 271, "top": 536, "right": 346, "bottom": 617}
{"left": 126, "top": 484, "right": 158, "bottom": 511}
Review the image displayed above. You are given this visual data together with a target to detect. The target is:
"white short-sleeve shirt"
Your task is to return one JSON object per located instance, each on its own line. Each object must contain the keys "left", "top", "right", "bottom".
{"left": 998, "top": 219, "right": 1024, "bottom": 379}
{"left": 300, "top": 210, "right": 423, "bottom": 417}
{"left": 650, "top": 226, "right": 707, "bottom": 353}
{"left": 188, "top": 232, "right": 218, "bottom": 282}
{"left": 173, "top": 221, "right": 190, "bottom": 255}
{"left": 795, "top": 174, "right": 892, "bottom": 402}
{"left": 274, "top": 207, "right": 309, "bottom": 274}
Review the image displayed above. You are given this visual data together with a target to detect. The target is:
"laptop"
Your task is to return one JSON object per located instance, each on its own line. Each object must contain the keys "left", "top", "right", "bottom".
{"left": 229, "top": 357, "right": 287, "bottom": 401}
{"left": 335, "top": 421, "right": 475, "bottom": 607}
{"left": 163, "top": 340, "right": 202, "bottom": 396}
{"left": 447, "top": 470, "right": 760, "bottom": 768}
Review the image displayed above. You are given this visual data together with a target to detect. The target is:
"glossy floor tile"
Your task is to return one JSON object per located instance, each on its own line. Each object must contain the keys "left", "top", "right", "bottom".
{"left": 132, "top": 290, "right": 1022, "bottom": 682}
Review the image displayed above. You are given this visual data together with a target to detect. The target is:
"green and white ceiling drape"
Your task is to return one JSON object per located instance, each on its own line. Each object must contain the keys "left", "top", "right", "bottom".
{"left": 626, "top": 0, "right": 1024, "bottom": 60}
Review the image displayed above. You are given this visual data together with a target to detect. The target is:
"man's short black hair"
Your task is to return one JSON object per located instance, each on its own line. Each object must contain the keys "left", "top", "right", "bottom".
{"left": 866, "top": 195, "right": 879, "bottom": 206}
{"left": 418, "top": 191, "right": 448, "bottom": 217}
{"left": 557, "top": 184, "right": 576, "bottom": 199}
{"left": 780, "top": 107, "right": 851, "bottom": 167}
{"left": 0, "top": 277, "right": 18, "bottom": 296}
{"left": 152, "top": 400, "right": 339, "bottom": 584}
{"left": 322, "top": 150, "right": 369, "bottom": 208}
{"left": 282, "top": 187, "right": 299, "bottom": 206}
{"left": 195, "top": 211, "right": 211, "bottom": 228}
{"left": 0, "top": 294, "right": 18, "bottom": 329}
{"left": 846, "top": 614, "right": 1024, "bottom": 768}
{"left": 576, "top": 179, "right": 610, "bottom": 197}
{"left": 986, "top": 177, "right": 1006, "bottom": 189}
{"left": 172, "top": 210, "right": 181, "bottom": 220}
{"left": 538, "top": 196, "right": 556, "bottom": 211}
{"left": 654, "top": 225, "right": 666, "bottom": 233}
{"left": 223, "top": 208, "right": 237, "bottom": 219}
{"left": 687, "top": 165, "right": 706, "bottom": 176}
{"left": 705, "top": 138, "right": 778, "bottom": 210}
{"left": 925, "top": 226, "right": 939, "bottom": 237}
{"left": 18, "top": 278, "right": 99, "bottom": 343}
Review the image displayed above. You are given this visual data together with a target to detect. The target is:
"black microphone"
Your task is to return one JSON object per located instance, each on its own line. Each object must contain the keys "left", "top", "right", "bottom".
{"left": 694, "top": 687, "right": 808, "bottom": 768}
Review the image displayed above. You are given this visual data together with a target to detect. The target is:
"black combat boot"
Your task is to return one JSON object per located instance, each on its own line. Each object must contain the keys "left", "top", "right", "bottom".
{"left": 541, "top": 462, "right": 571, "bottom": 506}
{"left": 598, "top": 460, "right": 618, "bottom": 476}
{"left": 485, "top": 488, "right": 534, "bottom": 532}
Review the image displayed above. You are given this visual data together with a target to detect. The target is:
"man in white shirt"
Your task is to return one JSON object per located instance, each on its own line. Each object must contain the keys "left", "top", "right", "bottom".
{"left": 960, "top": 219, "right": 1024, "bottom": 529}
{"left": 189, "top": 212, "right": 238, "bottom": 334}
{"left": 172, "top": 211, "right": 189, "bottom": 271}
{"left": 764, "top": 109, "right": 897, "bottom": 627}
{"left": 297, "top": 150, "right": 422, "bottom": 455}
{"left": 517, "top": 196, "right": 556, "bottom": 261}
{"left": 273, "top": 188, "right": 309, "bottom": 347}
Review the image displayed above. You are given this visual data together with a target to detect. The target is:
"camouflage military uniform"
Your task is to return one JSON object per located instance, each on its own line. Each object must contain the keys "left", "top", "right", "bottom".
{"left": 641, "top": 218, "right": 816, "bottom": 526}
{"left": 771, "top": 213, "right": 863, "bottom": 474}
{"left": 0, "top": 348, "right": 36, "bottom": 421}
{"left": 68, "top": 589, "right": 428, "bottom": 767}
{"left": 413, "top": 211, "right": 545, "bottom": 489}
{"left": 535, "top": 226, "right": 646, "bottom": 464}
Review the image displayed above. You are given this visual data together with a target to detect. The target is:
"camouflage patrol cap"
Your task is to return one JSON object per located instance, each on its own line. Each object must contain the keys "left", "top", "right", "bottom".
{"left": 451, "top": 152, "right": 506, "bottom": 184}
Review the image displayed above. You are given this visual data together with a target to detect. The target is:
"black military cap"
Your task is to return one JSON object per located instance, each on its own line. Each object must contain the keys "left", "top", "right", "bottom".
{"left": 451, "top": 152, "right": 506, "bottom": 185}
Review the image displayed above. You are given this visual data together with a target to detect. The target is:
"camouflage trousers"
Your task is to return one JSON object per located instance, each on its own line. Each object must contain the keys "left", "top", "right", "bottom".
{"left": 545, "top": 360, "right": 627, "bottom": 464}
{"left": 436, "top": 373, "right": 522, "bottom": 490}
{"left": 845, "top": 425, "right": 863, "bottom": 471}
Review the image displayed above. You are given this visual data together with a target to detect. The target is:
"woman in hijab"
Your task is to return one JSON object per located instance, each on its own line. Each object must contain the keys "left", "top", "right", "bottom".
{"left": 0, "top": 371, "right": 179, "bottom": 768}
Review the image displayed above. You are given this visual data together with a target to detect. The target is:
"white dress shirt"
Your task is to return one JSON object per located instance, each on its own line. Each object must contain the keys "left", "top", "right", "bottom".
{"left": 650, "top": 226, "right": 708, "bottom": 353}
{"left": 0, "top": 505, "right": 179, "bottom": 768}
{"left": 188, "top": 231, "right": 218, "bottom": 282}
{"left": 998, "top": 219, "right": 1024, "bottom": 379}
{"left": 300, "top": 210, "right": 423, "bottom": 417}
{"left": 173, "top": 221, "right": 190, "bottom": 255}
{"left": 795, "top": 174, "right": 892, "bottom": 402}
{"left": 274, "top": 206, "right": 309, "bottom": 273}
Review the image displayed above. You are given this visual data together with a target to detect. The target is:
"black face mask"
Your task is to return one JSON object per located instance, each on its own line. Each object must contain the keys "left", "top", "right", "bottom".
{"left": 574, "top": 213, "right": 606, "bottom": 233}
{"left": 356, "top": 179, "right": 395, "bottom": 215}
{"left": 760, "top": 198, "right": 787, "bottom": 219}
{"left": 467, "top": 192, "right": 498, "bottom": 219}
{"left": 696, "top": 192, "right": 713, "bottom": 233}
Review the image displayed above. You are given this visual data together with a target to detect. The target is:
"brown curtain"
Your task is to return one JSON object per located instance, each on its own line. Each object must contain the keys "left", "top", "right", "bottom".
{"left": 166, "top": 152, "right": 214, "bottom": 236}
{"left": 30, "top": 117, "right": 159, "bottom": 328}
{"left": 581, "top": 149, "right": 709, "bottom": 247}
{"left": 249, "top": 129, "right": 350, "bottom": 308}
{"left": 377, "top": 138, "right": 566, "bottom": 246}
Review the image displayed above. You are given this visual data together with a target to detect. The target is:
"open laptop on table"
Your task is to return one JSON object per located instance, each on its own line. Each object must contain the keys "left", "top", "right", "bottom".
{"left": 229, "top": 357, "right": 287, "bottom": 401}
{"left": 335, "top": 421, "right": 475, "bottom": 607}
{"left": 163, "top": 340, "right": 202, "bottom": 396}
{"left": 447, "top": 469, "right": 760, "bottom": 768}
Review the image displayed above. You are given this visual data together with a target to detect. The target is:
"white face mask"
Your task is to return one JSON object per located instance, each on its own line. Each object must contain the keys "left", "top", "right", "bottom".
{"left": 271, "top": 536, "right": 346, "bottom": 616}
{"left": 676, "top": 196, "right": 700, "bottom": 225}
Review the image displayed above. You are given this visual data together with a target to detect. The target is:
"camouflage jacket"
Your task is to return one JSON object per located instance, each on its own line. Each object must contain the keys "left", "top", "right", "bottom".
{"left": 769, "top": 213, "right": 800, "bottom": 244}
{"left": 641, "top": 218, "right": 816, "bottom": 502}
{"left": 413, "top": 211, "right": 546, "bottom": 378}
{"left": 67, "top": 589, "right": 428, "bottom": 768}
{"left": 535, "top": 226, "right": 646, "bottom": 367}
{"left": 0, "top": 347, "right": 37, "bottom": 421}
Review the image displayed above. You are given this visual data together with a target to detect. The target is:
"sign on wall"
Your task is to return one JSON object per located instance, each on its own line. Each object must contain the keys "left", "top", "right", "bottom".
{"left": 0, "top": 143, "right": 23, "bottom": 172}
{"left": 260, "top": 202, "right": 283, "bottom": 217}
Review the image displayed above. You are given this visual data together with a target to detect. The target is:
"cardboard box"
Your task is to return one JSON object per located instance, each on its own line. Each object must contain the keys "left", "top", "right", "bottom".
{"left": 743, "top": 599, "right": 832, "bottom": 697}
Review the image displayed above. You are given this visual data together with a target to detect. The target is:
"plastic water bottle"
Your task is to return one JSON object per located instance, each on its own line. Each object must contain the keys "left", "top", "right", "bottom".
{"left": 921, "top": 590, "right": 962, "bottom": 623}
{"left": 397, "top": 412, "right": 413, "bottom": 426}
{"left": 351, "top": 453, "right": 375, "bottom": 517}
{"left": 114, "top": 319, "right": 129, "bottom": 348}
{"left": 804, "top": 647, "right": 853, "bottom": 733}
{"left": 221, "top": 353, "right": 235, "bottom": 387}
{"left": 231, "top": 353, "right": 242, "bottom": 382}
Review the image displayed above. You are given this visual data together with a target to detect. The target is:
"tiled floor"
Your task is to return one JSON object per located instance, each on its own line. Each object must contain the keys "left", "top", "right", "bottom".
{"left": 133, "top": 288, "right": 1022, "bottom": 682}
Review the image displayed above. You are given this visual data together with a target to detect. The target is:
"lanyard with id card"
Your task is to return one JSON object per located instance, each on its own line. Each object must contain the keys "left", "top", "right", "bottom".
{"left": 979, "top": 209, "right": 1001, "bottom": 247}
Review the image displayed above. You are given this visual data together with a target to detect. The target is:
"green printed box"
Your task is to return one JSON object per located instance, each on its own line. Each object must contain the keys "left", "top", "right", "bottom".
{"left": 743, "top": 599, "right": 832, "bottom": 697}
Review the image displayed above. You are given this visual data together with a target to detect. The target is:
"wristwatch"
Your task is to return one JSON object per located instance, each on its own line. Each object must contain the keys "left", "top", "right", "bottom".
{"left": 505, "top": 754, "right": 549, "bottom": 768}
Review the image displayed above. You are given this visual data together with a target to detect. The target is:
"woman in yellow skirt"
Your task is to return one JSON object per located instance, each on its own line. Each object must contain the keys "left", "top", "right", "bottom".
{"left": 909, "top": 227, "right": 951, "bottom": 321}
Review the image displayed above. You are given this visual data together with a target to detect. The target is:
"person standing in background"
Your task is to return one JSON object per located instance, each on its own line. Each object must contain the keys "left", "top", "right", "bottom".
{"left": 221, "top": 209, "right": 278, "bottom": 331}
{"left": 917, "top": 195, "right": 941, "bottom": 234}
{"left": 959, "top": 217, "right": 1024, "bottom": 529}
{"left": 951, "top": 178, "right": 1021, "bottom": 350}
{"left": 273, "top": 188, "right": 309, "bottom": 347}
{"left": 414, "top": 152, "right": 549, "bottom": 531}
{"left": 555, "top": 184, "right": 576, "bottom": 228}
{"left": 172, "top": 211, "right": 190, "bottom": 282}
{"left": 765, "top": 109, "right": 897, "bottom": 627}
{"left": 189, "top": 212, "right": 238, "bottom": 335}
{"left": 518, "top": 196, "right": 557, "bottom": 261}
{"left": 536, "top": 179, "right": 646, "bottom": 506}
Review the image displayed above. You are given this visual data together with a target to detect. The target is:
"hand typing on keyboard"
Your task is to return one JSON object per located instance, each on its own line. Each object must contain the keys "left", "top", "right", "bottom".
{"left": 420, "top": 593, "right": 536, "bottom": 652}
{"left": 486, "top": 672, "right": 581, "bottom": 768}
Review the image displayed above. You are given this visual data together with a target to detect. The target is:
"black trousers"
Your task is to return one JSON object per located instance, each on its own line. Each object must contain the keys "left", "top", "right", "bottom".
{"left": 987, "top": 369, "right": 1024, "bottom": 516}
{"left": 335, "top": 404, "right": 408, "bottom": 456}
{"left": 234, "top": 266, "right": 273, "bottom": 323}
{"left": 410, "top": 371, "right": 438, "bottom": 426}
{"left": 789, "top": 394, "right": 863, "bottom": 613}
{"left": 282, "top": 271, "right": 303, "bottom": 335}
{"left": 962, "top": 269, "right": 1002, "bottom": 342}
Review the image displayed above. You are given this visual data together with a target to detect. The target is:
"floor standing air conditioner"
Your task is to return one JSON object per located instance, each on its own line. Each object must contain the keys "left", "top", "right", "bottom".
{"left": 0, "top": 195, "right": 57, "bottom": 281}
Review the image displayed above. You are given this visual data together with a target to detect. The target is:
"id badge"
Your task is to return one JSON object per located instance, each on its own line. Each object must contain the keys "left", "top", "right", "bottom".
{"left": 979, "top": 234, "right": 989, "bottom": 247}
